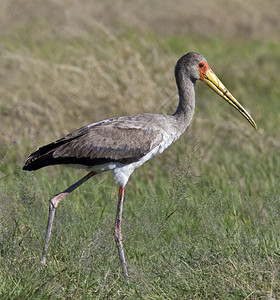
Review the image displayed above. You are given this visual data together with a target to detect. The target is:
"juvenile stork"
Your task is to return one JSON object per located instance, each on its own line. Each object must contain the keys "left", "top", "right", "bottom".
{"left": 23, "top": 52, "right": 257, "bottom": 281}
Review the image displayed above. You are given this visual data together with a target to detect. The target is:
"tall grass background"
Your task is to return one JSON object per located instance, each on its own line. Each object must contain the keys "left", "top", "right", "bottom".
{"left": 1, "top": 0, "right": 280, "bottom": 298}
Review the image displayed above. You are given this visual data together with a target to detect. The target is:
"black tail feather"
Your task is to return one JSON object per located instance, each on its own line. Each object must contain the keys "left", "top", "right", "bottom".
{"left": 23, "top": 151, "right": 56, "bottom": 171}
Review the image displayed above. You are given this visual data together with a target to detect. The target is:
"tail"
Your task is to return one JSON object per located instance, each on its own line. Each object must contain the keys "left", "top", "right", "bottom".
{"left": 23, "top": 125, "right": 90, "bottom": 171}
{"left": 23, "top": 143, "right": 60, "bottom": 171}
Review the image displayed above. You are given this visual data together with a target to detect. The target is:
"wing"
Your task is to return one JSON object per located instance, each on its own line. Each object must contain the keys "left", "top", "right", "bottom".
{"left": 23, "top": 115, "right": 163, "bottom": 171}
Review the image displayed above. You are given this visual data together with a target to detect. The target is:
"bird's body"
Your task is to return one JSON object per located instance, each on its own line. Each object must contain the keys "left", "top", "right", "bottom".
{"left": 23, "top": 106, "right": 194, "bottom": 187}
{"left": 23, "top": 52, "right": 256, "bottom": 282}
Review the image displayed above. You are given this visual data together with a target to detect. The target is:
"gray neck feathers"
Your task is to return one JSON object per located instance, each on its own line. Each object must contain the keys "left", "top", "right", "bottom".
{"left": 173, "top": 67, "right": 196, "bottom": 130}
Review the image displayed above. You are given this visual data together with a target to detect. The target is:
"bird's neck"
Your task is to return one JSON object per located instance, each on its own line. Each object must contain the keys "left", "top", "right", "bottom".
{"left": 173, "top": 74, "right": 196, "bottom": 129}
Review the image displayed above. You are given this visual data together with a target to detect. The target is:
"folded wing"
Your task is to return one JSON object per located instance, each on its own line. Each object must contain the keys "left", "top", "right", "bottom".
{"left": 23, "top": 116, "right": 163, "bottom": 171}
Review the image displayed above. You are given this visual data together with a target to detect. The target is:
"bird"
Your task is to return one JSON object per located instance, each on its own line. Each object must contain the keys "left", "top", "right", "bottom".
{"left": 23, "top": 52, "right": 257, "bottom": 282}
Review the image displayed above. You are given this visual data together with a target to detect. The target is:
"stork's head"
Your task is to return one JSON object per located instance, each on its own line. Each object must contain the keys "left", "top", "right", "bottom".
{"left": 176, "top": 52, "right": 257, "bottom": 129}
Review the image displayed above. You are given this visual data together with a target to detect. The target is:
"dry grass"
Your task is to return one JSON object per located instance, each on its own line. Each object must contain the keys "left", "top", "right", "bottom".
{"left": 2, "top": 0, "right": 280, "bottom": 38}
{"left": 1, "top": 0, "right": 279, "bottom": 149}
{"left": 0, "top": 23, "right": 173, "bottom": 152}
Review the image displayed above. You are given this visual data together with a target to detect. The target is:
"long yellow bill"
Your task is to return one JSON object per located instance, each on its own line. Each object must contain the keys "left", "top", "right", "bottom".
{"left": 199, "top": 63, "right": 257, "bottom": 130}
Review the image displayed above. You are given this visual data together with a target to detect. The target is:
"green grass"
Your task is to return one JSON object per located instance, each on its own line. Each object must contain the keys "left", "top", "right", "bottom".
{"left": 1, "top": 157, "right": 280, "bottom": 298}
{"left": 1, "top": 1, "right": 280, "bottom": 298}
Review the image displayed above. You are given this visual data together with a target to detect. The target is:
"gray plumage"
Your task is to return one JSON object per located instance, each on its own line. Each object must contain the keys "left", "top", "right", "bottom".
{"left": 23, "top": 114, "right": 183, "bottom": 170}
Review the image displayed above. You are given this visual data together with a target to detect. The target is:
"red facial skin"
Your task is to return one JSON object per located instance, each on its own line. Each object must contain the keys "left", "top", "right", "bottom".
{"left": 198, "top": 62, "right": 211, "bottom": 81}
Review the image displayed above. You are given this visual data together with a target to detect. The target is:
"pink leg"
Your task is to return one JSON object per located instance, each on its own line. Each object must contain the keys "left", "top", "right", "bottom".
{"left": 114, "top": 186, "right": 129, "bottom": 282}
{"left": 42, "top": 171, "right": 96, "bottom": 264}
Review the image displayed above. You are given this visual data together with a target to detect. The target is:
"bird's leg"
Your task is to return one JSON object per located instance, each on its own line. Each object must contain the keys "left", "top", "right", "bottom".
{"left": 114, "top": 186, "right": 129, "bottom": 282}
{"left": 42, "top": 171, "right": 96, "bottom": 264}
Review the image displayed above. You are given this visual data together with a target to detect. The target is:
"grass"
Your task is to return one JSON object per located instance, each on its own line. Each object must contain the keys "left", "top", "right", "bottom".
{"left": 1, "top": 0, "right": 280, "bottom": 298}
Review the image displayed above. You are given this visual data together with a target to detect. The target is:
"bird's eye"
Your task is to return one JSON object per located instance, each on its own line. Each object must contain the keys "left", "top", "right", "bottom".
{"left": 199, "top": 63, "right": 204, "bottom": 68}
